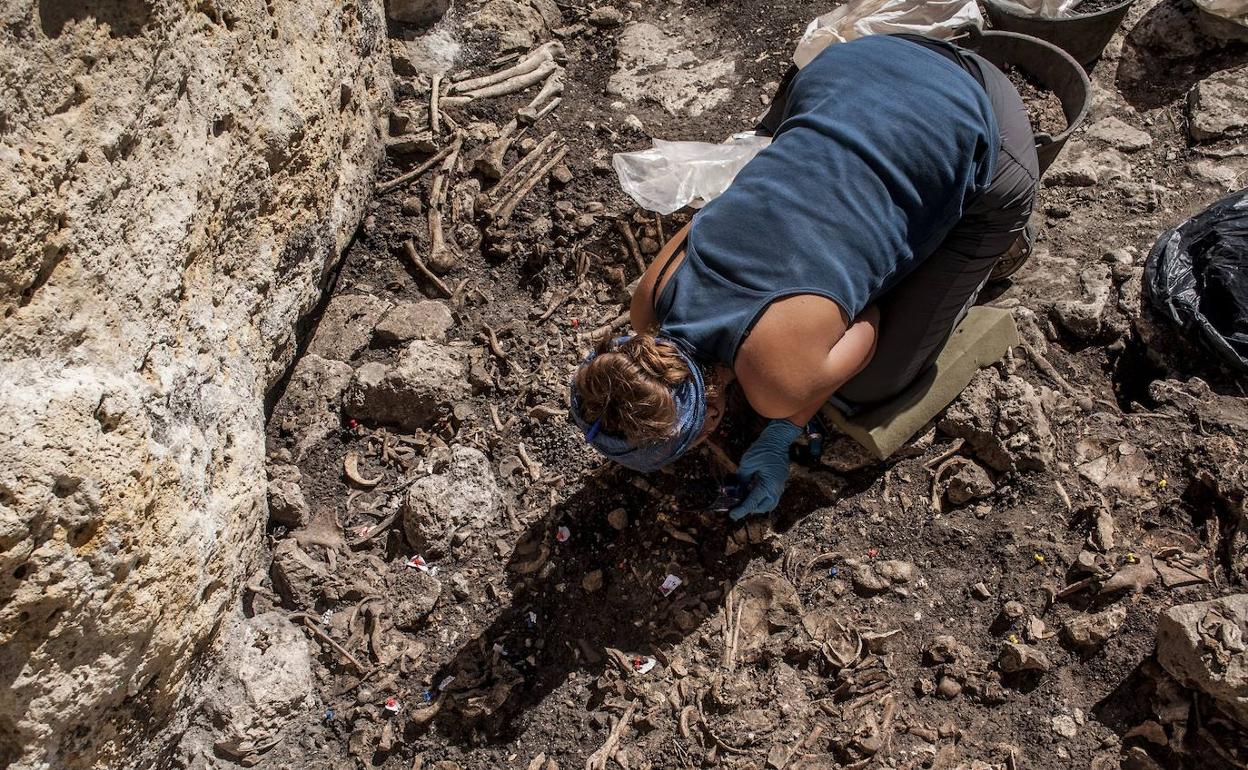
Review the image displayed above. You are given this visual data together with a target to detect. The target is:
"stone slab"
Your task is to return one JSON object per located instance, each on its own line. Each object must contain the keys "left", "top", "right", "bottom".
{"left": 821, "top": 307, "right": 1020, "bottom": 459}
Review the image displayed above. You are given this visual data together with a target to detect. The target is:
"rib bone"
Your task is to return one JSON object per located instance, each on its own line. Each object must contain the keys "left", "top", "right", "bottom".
{"left": 450, "top": 41, "right": 564, "bottom": 94}
{"left": 461, "top": 58, "right": 558, "bottom": 100}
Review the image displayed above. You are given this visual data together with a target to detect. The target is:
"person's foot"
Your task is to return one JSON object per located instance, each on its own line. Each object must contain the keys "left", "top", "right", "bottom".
{"left": 989, "top": 221, "right": 1034, "bottom": 281}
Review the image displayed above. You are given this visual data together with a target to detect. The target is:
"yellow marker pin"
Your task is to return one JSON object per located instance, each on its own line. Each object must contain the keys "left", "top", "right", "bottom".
{"left": 1008, "top": 634, "right": 1019, "bottom": 644}
{"left": 1033, "top": 553, "right": 1045, "bottom": 564}
{"left": 1126, "top": 552, "right": 1138, "bottom": 563}
{"left": 1158, "top": 479, "right": 1168, "bottom": 490}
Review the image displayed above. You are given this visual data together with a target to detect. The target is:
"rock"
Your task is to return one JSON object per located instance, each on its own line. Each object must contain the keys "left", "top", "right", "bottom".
{"left": 267, "top": 465, "right": 311, "bottom": 527}
{"left": 551, "top": 164, "right": 574, "bottom": 185}
{"left": 998, "top": 641, "right": 1051, "bottom": 673}
{"left": 1075, "top": 439, "right": 1150, "bottom": 498}
{"left": 607, "top": 23, "right": 736, "bottom": 116}
{"left": 274, "top": 354, "right": 355, "bottom": 461}
{"left": 582, "top": 569, "right": 604, "bottom": 592}
{"left": 0, "top": 1, "right": 390, "bottom": 763}
{"left": 1044, "top": 141, "right": 1131, "bottom": 187}
{"left": 1188, "top": 66, "right": 1248, "bottom": 142}
{"left": 971, "top": 582, "right": 993, "bottom": 600}
{"left": 173, "top": 612, "right": 314, "bottom": 767}
{"left": 939, "top": 369, "right": 1056, "bottom": 473}
{"left": 401, "top": 195, "right": 425, "bottom": 215}
{"left": 936, "top": 676, "right": 962, "bottom": 699}
{"left": 1157, "top": 595, "right": 1248, "bottom": 725}
{"left": 1052, "top": 714, "right": 1078, "bottom": 739}
{"left": 387, "top": 0, "right": 450, "bottom": 26}
{"left": 1062, "top": 605, "right": 1128, "bottom": 650}
{"left": 307, "top": 293, "right": 394, "bottom": 362}
{"left": 402, "top": 446, "right": 501, "bottom": 557}
{"left": 946, "top": 461, "right": 995, "bottom": 505}
{"left": 1189, "top": 158, "right": 1246, "bottom": 191}
{"left": 1085, "top": 117, "right": 1152, "bottom": 152}
{"left": 374, "top": 300, "right": 455, "bottom": 344}
{"left": 390, "top": 33, "right": 462, "bottom": 79}
{"left": 607, "top": 508, "right": 628, "bottom": 530}
{"left": 385, "top": 563, "right": 442, "bottom": 628}
{"left": 1051, "top": 265, "right": 1112, "bottom": 341}
{"left": 852, "top": 559, "right": 918, "bottom": 594}
{"left": 588, "top": 6, "right": 625, "bottom": 27}
{"left": 1126, "top": 0, "right": 1223, "bottom": 58}
{"left": 472, "top": 0, "right": 564, "bottom": 51}
{"left": 926, "top": 635, "right": 972, "bottom": 665}
{"left": 1003, "top": 600, "right": 1026, "bottom": 620}
{"left": 270, "top": 539, "right": 330, "bottom": 611}
{"left": 344, "top": 340, "right": 469, "bottom": 430}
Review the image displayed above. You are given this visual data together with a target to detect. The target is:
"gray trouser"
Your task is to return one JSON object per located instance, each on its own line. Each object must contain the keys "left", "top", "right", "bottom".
{"left": 837, "top": 53, "right": 1039, "bottom": 404}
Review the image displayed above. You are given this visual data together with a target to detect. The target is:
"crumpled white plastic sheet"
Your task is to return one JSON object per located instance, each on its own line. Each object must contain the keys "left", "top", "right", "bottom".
{"left": 612, "top": 133, "right": 771, "bottom": 214}
{"left": 794, "top": 0, "right": 984, "bottom": 68}
{"left": 1195, "top": 0, "right": 1248, "bottom": 28}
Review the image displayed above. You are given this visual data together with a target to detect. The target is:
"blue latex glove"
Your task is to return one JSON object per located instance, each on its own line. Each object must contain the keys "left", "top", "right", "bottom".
{"left": 728, "top": 419, "right": 803, "bottom": 521}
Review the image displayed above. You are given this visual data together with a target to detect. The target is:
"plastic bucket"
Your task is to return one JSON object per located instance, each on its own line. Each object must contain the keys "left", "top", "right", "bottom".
{"left": 961, "top": 29, "right": 1091, "bottom": 174}
{"left": 982, "top": 0, "right": 1138, "bottom": 67}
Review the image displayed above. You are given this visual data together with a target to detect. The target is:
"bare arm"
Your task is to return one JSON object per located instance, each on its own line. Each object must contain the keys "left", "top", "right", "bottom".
{"left": 736, "top": 304, "right": 880, "bottom": 424}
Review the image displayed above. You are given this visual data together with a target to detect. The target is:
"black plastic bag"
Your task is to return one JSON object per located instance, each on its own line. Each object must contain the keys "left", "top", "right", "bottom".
{"left": 1145, "top": 188, "right": 1248, "bottom": 375}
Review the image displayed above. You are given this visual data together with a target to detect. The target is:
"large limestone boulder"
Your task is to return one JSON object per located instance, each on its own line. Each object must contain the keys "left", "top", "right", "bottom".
{"left": 1157, "top": 594, "right": 1248, "bottom": 726}
{"left": 343, "top": 339, "right": 470, "bottom": 430}
{"left": 0, "top": 2, "right": 391, "bottom": 767}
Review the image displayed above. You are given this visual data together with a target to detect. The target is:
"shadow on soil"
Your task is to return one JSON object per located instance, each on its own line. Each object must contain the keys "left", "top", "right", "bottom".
{"left": 415, "top": 448, "right": 872, "bottom": 747}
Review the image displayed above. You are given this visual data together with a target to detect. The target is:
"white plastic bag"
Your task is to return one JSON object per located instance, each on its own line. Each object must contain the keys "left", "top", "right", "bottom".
{"left": 988, "top": 0, "right": 1083, "bottom": 19}
{"left": 794, "top": 0, "right": 984, "bottom": 68}
{"left": 612, "top": 133, "right": 771, "bottom": 214}
{"left": 1195, "top": 0, "right": 1248, "bottom": 28}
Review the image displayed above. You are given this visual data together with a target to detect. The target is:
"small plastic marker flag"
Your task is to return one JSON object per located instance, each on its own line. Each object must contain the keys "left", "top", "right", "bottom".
{"left": 422, "top": 690, "right": 433, "bottom": 703}
{"left": 527, "top": 611, "right": 538, "bottom": 626}
{"left": 633, "top": 656, "right": 657, "bottom": 675}
{"left": 556, "top": 525, "right": 571, "bottom": 543}
{"left": 384, "top": 697, "right": 401, "bottom": 713}
{"left": 866, "top": 547, "right": 879, "bottom": 558}
{"left": 659, "top": 574, "right": 682, "bottom": 597}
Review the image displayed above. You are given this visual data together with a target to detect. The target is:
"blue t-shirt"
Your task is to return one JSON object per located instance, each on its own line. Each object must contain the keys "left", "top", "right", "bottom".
{"left": 656, "top": 35, "right": 999, "bottom": 366}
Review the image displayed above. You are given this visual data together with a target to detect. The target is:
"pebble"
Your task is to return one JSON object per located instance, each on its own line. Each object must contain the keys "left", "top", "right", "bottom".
{"left": 551, "top": 164, "right": 574, "bottom": 186}
{"left": 1052, "top": 714, "right": 1078, "bottom": 739}
{"left": 400, "top": 196, "right": 423, "bottom": 215}
{"left": 971, "top": 582, "right": 993, "bottom": 600}
{"left": 1062, "top": 604, "right": 1128, "bottom": 649}
{"left": 588, "top": 6, "right": 625, "bottom": 27}
{"left": 1003, "top": 600, "right": 1026, "bottom": 619}
{"left": 582, "top": 569, "right": 604, "bottom": 593}
{"left": 607, "top": 508, "right": 628, "bottom": 530}
{"left": 998, "top": 641, "right": 1051, "bottom": 673}
{"left": 936, "top": 676, "right": 962, "bottom": 699}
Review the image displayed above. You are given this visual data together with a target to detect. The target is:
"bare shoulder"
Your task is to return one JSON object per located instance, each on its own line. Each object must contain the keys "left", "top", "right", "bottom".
{"left": 735, "top": 296, "right": 850, "bottom": 417}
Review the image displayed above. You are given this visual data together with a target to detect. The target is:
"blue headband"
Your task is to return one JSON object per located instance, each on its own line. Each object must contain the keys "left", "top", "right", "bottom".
{"left": 570, "top": 336, "right": 707, "bottom": 473}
